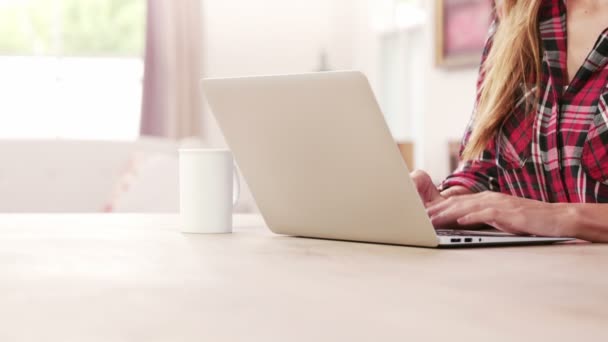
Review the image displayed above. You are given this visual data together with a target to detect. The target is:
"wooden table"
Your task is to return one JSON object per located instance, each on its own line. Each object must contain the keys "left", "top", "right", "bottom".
{"left": 0, "top": 214, "right": 606, "bottom": 342}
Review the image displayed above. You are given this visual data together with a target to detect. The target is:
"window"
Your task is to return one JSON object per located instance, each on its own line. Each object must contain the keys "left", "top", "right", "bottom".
{"left": 0, "top": 0, "right": 145, "bottom": 140}
{"left": 372, "top": 0, "right": 425, "bottom": 33}
{"left": 374, "top": 0, "right": 426, "bottom": 141}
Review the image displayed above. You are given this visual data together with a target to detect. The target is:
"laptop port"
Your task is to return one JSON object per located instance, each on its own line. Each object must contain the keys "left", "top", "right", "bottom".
{"left": 450, "top": 238, "right": 462, "bottom": 243}
{"left": 464, "top": 238, "right": 473, "bottom": 243}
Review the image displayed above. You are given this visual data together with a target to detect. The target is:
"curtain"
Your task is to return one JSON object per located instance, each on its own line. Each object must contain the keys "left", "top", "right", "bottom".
{"left": 140, "top": 0, "right": 203, "bottom": 139}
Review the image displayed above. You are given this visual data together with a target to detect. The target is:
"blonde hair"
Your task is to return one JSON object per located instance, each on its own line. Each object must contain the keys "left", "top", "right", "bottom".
{"left": 462, "top": 0, "right": 543, "bottom": 160}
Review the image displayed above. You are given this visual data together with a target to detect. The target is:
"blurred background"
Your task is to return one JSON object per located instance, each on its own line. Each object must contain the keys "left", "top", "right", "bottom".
{"left": 0, "top": 0, "right": 492, "bottom": 213}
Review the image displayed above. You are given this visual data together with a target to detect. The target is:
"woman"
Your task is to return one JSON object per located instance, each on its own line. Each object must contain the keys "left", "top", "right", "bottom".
{"left": 412, "top": 0, "right": 608, "bottom": 242}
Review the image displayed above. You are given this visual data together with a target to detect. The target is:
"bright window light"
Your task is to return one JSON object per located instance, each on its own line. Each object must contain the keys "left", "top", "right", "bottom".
{"left": 0, "top": 0, "right": 145, "bottom": 140}
{"left": 371, "top": 0, "right": 425, "bottom": 33}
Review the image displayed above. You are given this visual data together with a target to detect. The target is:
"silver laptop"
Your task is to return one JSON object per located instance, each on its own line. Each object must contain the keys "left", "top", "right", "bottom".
{"left": 202, "top": 71, "right": 573, "bottom": 247}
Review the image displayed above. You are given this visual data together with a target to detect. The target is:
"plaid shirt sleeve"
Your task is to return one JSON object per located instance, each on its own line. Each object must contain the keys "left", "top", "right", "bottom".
{"left": 440, "top": 22, "right": 499, "bottom": 193}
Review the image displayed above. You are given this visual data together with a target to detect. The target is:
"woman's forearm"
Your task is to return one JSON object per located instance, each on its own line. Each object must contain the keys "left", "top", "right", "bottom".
{"left": 565, "top": 204, "right": 608, "bottom": 242}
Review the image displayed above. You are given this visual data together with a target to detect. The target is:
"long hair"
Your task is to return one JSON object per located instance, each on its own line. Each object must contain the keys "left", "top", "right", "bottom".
{"left": 461, "top": 0, "right": 543, "bottom": 160}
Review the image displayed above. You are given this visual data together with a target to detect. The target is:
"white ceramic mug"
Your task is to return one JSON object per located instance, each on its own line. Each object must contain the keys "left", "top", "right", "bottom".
{"left": 179, "top": 149, "right": 240, "bottom": 234}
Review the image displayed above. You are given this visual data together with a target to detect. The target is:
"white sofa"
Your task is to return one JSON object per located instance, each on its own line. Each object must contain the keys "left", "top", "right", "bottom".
{"left": 0, "top": 137, "right": 257, "bottom": 213}
{"left": 0, "top": 138, "right": 181, "bottom": 212}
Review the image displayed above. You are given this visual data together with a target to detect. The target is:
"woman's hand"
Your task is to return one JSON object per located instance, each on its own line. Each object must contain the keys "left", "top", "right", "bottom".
{"left": 427, "top": 191, "right": 575, "bottom": 237}
{"left": 410, "top": 170, "right": 443, "bottom": 207}
{"left": 410, "top": 170, "right": 472, "bottom": 207}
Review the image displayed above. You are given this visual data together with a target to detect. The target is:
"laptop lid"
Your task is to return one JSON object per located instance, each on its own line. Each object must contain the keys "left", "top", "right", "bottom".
{"left": 203, "top": 71, "right": 439, "bottom": 247}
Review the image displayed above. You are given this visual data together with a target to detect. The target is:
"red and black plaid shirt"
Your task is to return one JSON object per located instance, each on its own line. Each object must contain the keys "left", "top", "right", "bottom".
{"left": 442, "top": 0, "right": 608, "bottom": 203}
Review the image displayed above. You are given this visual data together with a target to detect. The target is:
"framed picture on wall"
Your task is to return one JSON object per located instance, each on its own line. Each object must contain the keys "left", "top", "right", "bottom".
{"left": 435, "top": 0, "right": 494, "bottom": 69}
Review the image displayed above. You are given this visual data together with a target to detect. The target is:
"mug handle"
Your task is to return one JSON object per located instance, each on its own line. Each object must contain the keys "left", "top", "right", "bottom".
{"left": 232, "top": 164, "right": 241, "bottom": 208}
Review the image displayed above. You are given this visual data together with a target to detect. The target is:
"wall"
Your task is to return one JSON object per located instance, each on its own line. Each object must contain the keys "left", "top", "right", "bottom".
{"left": 201, "top": 0, "right": 358, "bottom": 145}
{"left": 418, "top": 0, "right": 478, "bottom": 182}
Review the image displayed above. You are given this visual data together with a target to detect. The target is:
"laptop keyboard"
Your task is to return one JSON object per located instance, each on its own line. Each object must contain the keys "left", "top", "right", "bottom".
{"left": 436, "top": 229, "right": 513, "bottom": 237}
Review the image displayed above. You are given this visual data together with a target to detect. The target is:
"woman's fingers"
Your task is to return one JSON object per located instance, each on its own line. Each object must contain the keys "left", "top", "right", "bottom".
{"left": 440, "top": 185, "right": 473, "bottom": 198}
{"left": 427, "top": 192, "right": 489, "bottom": 226}
{"left": 431, "top": 203, "right": 479, "bottom": 228}
{"left": 457, "top": 208, "right": 499, "bottom": 226}
{"left": 458, "top": 208, "right": 528, "bottom": 235}
{"left": 426, "top": 195, "right": 458, "bottom": 217}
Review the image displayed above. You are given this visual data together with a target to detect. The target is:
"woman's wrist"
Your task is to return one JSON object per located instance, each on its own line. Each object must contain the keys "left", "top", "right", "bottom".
{"left": 555, "top": 203, "right": 604, "bottom": 240}
{"left": 555, "top": 203, "right": 583, "bottom": 238}
{"left": 570, "top": 204, "right": 608, "bottom": 242}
